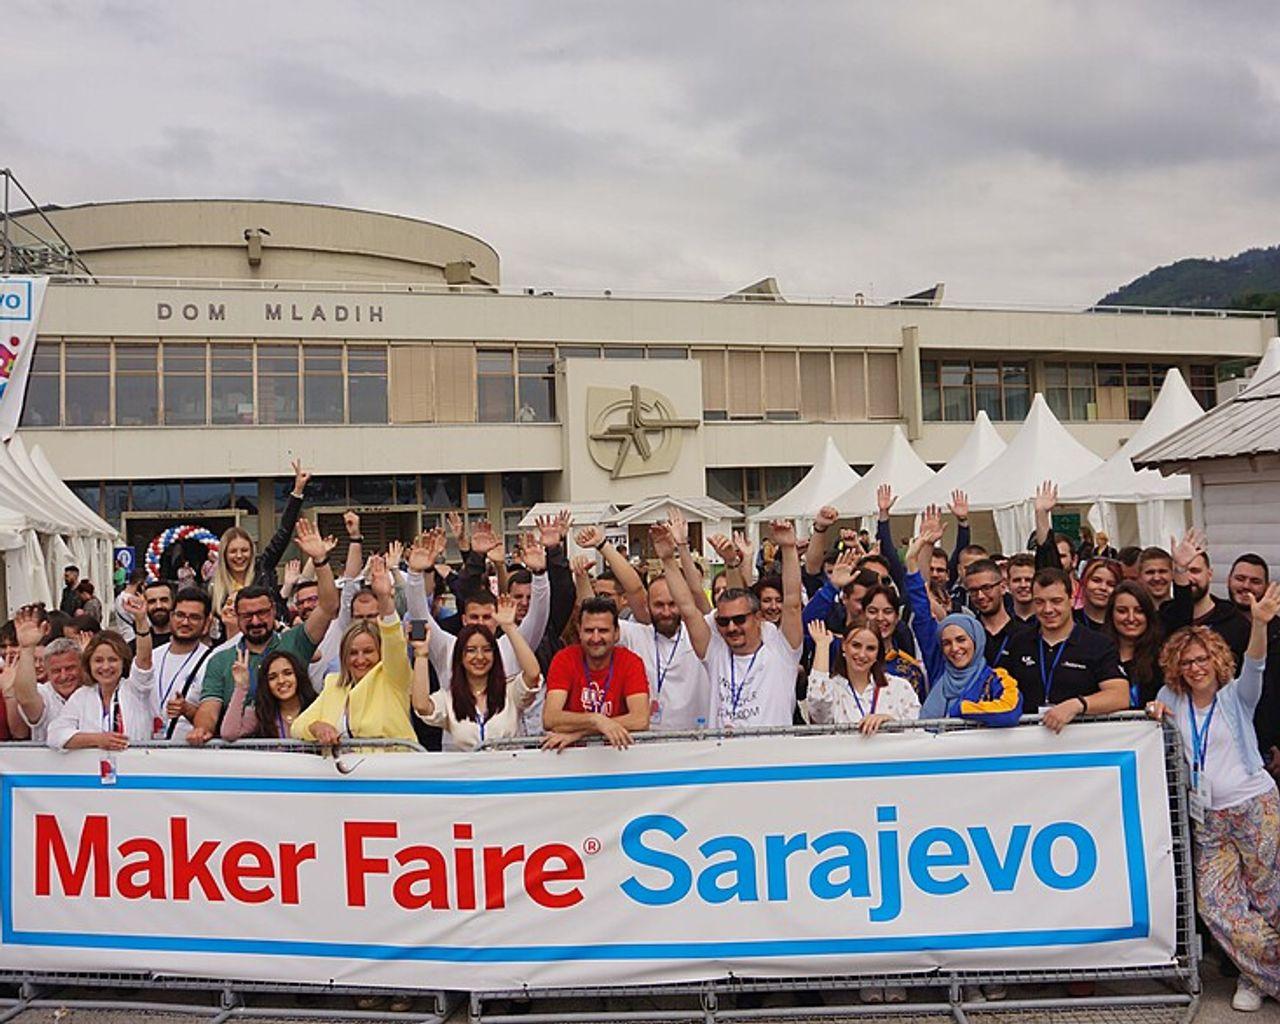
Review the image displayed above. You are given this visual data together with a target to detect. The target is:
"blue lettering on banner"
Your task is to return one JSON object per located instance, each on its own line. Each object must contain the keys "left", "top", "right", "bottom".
{"left": 0, "top": 747, "right": 1150, "bottom": 962}
{"left": 0, "top": 281, "right": 32, "bottom": 321}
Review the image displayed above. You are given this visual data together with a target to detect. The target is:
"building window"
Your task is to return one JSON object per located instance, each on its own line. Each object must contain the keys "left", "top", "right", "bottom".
{"left": 21, "top": 339, "right": 61, "bottom": 427}
{"left": 603, "top": 346, "right": 646, "bottom": 359}
{"left": 1189, "top": 363, "right": 1217, "bottom": 409}
{"left": 501, "top": 471, "right": 545, "bottom": 549}
{"left": 477, "top": 348, "right": 515, "bottom": 422}
{"left": 706, "top": 466, "right": 806, "bottom": 520}
{"left": 163, "top": 343, "right": 207, "bottom": 426}
{"left": 64, "top": 342, "right": 110, "bottom": 427}
{"left": 212, "top": 344, "right": 254, "bottom": 424}
{"left": 558, "top": 345, "right": 600, "bottom": 359}
{"left": 347, "top": 346, "right": 388, "bottom": 424}
{"left": 922, "top": 357, "right": 1032, "bottom": 422}
{"left": 258, "top": 344, "right": 299, "bottom": 425}
{"left": 304, "top": 345, "right": 344, "bottom": 424}
{"left": 115, "top": 343, "right": 159, "bottom": 426}
{"left": 516, "top": 347, "right": 555, "bottom": 422}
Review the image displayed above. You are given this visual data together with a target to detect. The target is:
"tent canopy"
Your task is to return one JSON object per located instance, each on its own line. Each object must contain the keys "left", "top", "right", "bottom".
{"left": 751, "top": 437, "right": 860, "bottom": 521}
{"left": 1242, "top": 336, "right": 1280, "bottom": 395}
{"left": 830, "top": 426, "right": 935, "bottom": 516}
{"left": 964, "top": 394, "right": 1103, "bottom": 510}
{"left": 1059, "top": 368, "right": 1202, "bottom": 504}
{"left": 896, "top": 411, "right": 1007, "bottom": 513}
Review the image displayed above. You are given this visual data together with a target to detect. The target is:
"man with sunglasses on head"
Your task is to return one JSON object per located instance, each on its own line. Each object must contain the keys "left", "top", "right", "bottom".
{"left": 962, "top": 558, "right": 1030, "bottom": 669}
{"left": 660, "top": 519, "right": 803, "bottom": 730}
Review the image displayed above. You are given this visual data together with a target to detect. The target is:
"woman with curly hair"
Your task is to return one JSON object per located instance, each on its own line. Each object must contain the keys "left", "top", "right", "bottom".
{"left": 1150, "top": 582, "right": 1280, "bottom": 1012}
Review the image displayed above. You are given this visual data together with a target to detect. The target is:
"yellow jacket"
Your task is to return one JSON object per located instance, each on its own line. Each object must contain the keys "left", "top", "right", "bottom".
{"left": 291, "top": 616, "right": 415, "bottom": 742}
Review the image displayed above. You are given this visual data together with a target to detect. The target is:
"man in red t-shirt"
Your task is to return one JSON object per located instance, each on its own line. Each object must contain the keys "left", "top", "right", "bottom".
{"left": 543, "top": 597, "right": 650, "bottom": 750}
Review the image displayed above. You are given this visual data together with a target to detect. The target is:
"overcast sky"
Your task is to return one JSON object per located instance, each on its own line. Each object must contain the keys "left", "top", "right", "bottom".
{"left": 9, "top": 1, "right": 1280, "bottom": 305}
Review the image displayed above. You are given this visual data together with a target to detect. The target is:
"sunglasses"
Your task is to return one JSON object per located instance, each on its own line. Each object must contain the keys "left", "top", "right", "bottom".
{"left": 715, "top": 613, "right": 753, "bottom": 628}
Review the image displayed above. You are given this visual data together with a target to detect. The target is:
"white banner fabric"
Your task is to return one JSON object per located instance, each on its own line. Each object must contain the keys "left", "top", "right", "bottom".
{"left": 0, "top": 277, "right": 49, "bottom": 441}
{"left": 0, "top": 722, "right": 1176, "bottom": 990}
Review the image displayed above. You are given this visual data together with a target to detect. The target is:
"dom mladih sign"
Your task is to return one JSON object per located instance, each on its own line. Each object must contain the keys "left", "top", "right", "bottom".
{"left": 0, "top": 277, "right": 49, "bottom": 441}
{"left": 0, "top": 723, "right": 1175, "bottom": 989}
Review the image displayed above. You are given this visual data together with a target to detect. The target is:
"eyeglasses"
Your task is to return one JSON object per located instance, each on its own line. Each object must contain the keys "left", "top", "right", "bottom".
{"left": 171, "top": 610, "right": 205, "bottom": 622}
{"left": 964, "top": 581, "right": 1002, "bottom": 598}
{"left": 238, "top": 608, "right": 274, "bottom": 621}
{"left": 1179, "top": 655, "right": 1212, "bottom": 670}
{"left": 715, "top": 613, "right": 752, "bottom": 628}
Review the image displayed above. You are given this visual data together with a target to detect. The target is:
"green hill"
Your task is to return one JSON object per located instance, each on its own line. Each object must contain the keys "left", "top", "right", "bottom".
{"left": 1098, "top": 246, "right": 1280, "bottom": 313}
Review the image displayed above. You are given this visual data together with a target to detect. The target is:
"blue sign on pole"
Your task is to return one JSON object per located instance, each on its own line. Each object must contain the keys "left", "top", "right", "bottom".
{"left": 113, "top": 547, "right": 136, "bottom": 574}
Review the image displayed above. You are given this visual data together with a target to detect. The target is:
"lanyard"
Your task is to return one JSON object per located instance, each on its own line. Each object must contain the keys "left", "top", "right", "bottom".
{"left": 476, "top": 707, "right": 488, "bottom": 745}
{"left": 1039, "top": 629, "right": 1074, "bottom": 704}
{"left": 276, "top": 711, "right": 287, "bottom": 739}
{"left": 99, "top": 686, "right": 122, "bottom": 735}
{"left": 992, "top": 633, "right": 1010, "bottom": 668}
{"left": 728, "top": 649, "right": 761, "bottom": 717}
{"left": 1188, "top": 696, "right": 1218, "bottom": 780}
{"left": 653, "top": 626, "right": 682, "bottom": 695}
{"left": 850, "top": 679, "right": 879, "bottom": 718}
{"left": 582, "top": 652, "right": 617, "bottom": 715}
{"left": 158, "top": 646, "right": 199, "bottom": 708}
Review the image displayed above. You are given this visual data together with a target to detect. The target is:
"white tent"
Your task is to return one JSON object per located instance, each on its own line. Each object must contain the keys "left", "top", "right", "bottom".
{"left": 1059, "top": 368, "right": 1203, "bottom": 547}
{"left": 896, "top": 411, "right": 1007, "bottom": 514}
{"left": 1242, "top": 336, "right": 1280, "bottom": 394}
{"left": 830, "top": 426, "right": 936, "bottom": 517}
{"left": 964, "top": 394, "right": 1103, "bottom": 554}
{"left": 751, "top": 437, "right": 860, "bottom": 522}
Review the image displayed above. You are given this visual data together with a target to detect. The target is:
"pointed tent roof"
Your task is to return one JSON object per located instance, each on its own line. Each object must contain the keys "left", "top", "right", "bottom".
{"left": 965, "top": 394, "right": 1103, "bottom": 509}
{"left": 1060, "top": 369, "right": 1202, "bottom": 504}
{"left": 830, "top": 426, "right": 935, "bottom": 516}
{"left": 612, "top": 495, "right": 740, "bottom": 526}
{"left": 751, "top": 437, "right": 861, "bottom": 521}
{"left": 1242, "top": 336, "right": 1280, "bottom": 394}
{"left": 896, "top": 411, "right": 1007, "bottom": 514}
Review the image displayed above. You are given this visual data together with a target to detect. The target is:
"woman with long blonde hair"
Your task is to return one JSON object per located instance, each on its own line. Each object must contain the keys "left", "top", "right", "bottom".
{"left": 211, "top": 459, "right": 310, "bottom": 633}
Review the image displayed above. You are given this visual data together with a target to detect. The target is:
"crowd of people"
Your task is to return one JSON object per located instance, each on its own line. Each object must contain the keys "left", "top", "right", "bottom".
{"left": 3, "top": 466, "right": 1280, "bottom": 1010}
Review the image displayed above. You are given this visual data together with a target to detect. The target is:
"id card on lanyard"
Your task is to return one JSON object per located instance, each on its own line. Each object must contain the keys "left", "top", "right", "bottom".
{"left": 1187, "top": 697, "right": 1217, "bottom": 825}
{"left": 1038, "top": 629, "right": 1073, "bottom": 712}
{"left": 725, "top": 648, "right": 761, "bottom": 729}
{"left": 651, "top": 626, "right": 682, "bottom": 726}
{"left": 582, "top": 653, "right": 617, "bottom": 716}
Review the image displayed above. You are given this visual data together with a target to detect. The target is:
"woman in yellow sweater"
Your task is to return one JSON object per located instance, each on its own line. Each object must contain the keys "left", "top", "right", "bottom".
{"left": 291, "top": 555, "right": 414, "bottom": 743}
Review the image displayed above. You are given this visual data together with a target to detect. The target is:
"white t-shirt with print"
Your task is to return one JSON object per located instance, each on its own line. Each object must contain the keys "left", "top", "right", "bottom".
{"left": 704, "top": 620, "right": 802, "bottom": 730}
{"left": 618, "top": 619, "right": 710, "bottom": 731}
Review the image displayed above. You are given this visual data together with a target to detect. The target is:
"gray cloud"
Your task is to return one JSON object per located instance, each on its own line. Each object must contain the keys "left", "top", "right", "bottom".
{"left": 4, "top": 0, "right": 1280, "bottom": 304}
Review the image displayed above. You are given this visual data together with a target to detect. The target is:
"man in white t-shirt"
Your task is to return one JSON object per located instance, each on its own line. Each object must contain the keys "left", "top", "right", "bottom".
{"left": 574, "top": 523, "right": 710, "bottom": 731}
{"left": 657, "top": 519, "right": 804, "bottom": 730}
{"left": 151, "top": 587, "right": 214, "bottom": 742}
{"left": 9, "top": 609, "right": 85, "bottom": 745}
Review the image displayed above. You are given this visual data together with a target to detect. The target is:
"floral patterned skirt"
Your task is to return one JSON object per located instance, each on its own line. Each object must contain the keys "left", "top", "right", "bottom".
{"left": 1194, "top": 787, "right": 1280, "bottom": 997}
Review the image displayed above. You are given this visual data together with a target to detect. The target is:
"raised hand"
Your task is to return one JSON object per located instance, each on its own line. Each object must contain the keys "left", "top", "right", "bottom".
{"left": 290, "top": 458, "right": 310, "bottom": 495}
{"left": 231, "top": 647, "right": 250, "bottom": 690}
{"left": 522, "top": 534, "right": 547, "bottom": 573}
{"left": 571, "top": 554, "right": 596, "bottom": 578}
{"left": 446, "top": 510, "right": 467, "bottom": 545}
{"left": 554, "top": 508, "right": 573, "bottom": 544}
{"left": 282, "top": 559, "right": 302, "bottom": 589}
{"left": 536, "top": 512, "right": 566, "bottom": 549}
{"left": 807, "top": 619, "right": 831, "bottom": 646}
{"left": 1247, "top": 582, "right": 1280, "bottom": 624}
{"left": 343, "top": 510, "right": 361, "bottom": 539}
{"left": 14, "top": 605, "right": 43, "bottom": 649}
{"left": 368, "top": 555, "right": 393, "bottom": 599}
{"left": 485, "top": 544, "right": 507, "bottom": 566}
{"left": 649, "top": 522, "right": 677, "bottom": 561}
{"left": 1171, "top": 527, "right": 1207, "bottom": 570}
{"left": 120, "top": 590, "right": 148, "bottom": 624}
{"left": 877, "top": 484, "right": 897, "bottom": 520}
{"left": 920, "top": 503, "right": 945, "bottom": 543}
{"left": 666, "top": 507, "right": 690, "bottom": 547}
{"left": 494, "top": 593, "right": 519, "bottom": 630}
{"left": 575, "top": 525, "right": 606, "bottom": 551}
{"left": 1033, "top": 481, "right": 1057, "bottom": 516}
{"left": 769, "top": 519, "right": 798, "bottom": 547}
{"left": 294, "top": 518, "right": 332, "bottom": 563}
{"left": 386, "top": 539, "right": 405, "bottom": 569}
{"left": 707, "top": 533, "right": 736, "bottom": 564}
{"left": 814, "top": 505, "right": 839, "bottom": 532}
{"left": 733, "top": 530, "right": 755, "bottom": 565}
{"left": 829, "top": 548, "right": 858, "bottom": 589}
{"left": 470, "top": 519, "right": 499, "bottom": 556}
{"left": 949, "top": 489, "right": 969, "bottom": 521}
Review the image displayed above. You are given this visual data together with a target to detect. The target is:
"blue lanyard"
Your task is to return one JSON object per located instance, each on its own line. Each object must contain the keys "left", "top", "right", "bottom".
{"left": 850, "top": 680, "right": 879, "bottom": 718}
{"left": 1039, "top": 629, "right": 1073, "bottom": 704}
{"left": 476, "top": 707, "right": 487, "bottom": 745}
{"left": 1188, "top": 696, "right": 1218, "bottom": 780}
{"left": 654, "top": 626, "right": 682, "bottom": 695}
{"left": 582, "top": 652, "right": 617, "bottom": 714}
{"left": 729, "top": 649, "right": 761, "bottom": 716}
{"left": 992, "top": 633, "right": 1010, "bottom": 668}
{"left": 158, "top": 646, "right": 198, "bottom": 707}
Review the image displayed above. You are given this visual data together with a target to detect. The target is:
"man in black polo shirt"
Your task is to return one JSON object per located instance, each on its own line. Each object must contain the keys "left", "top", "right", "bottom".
{"left": 1004, "top": 568, "right": 1129, "bottom": 732}
{"left": 961, "top": 558, "right": 1031, "bottom": 669}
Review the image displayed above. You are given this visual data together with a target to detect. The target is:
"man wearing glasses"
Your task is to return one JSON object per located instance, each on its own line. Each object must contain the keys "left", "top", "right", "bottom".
{"left": 962, "top": 558, "right": 1031, "bottom": 669}
{"left": 659, "top": 519, "right": 803, "bottom": 730}
{"left": 188, "top": 520, "right": 339, "bottom": 745}
{"left": 149, "top": 587, "right": 215, "bottom": 742}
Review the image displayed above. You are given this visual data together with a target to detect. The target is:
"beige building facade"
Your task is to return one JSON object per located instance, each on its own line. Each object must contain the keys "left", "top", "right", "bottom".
{"left": 11, "top": 200, "right": 1277, "bottom": 564}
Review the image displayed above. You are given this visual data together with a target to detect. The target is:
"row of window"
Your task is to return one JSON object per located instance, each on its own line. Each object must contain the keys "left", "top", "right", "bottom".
{"left": 921, "top": 357, "right": 1219, "bottom": 422}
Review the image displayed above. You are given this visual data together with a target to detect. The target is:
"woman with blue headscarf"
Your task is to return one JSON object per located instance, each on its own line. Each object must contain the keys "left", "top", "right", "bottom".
{"left": 904, "top": 510, "right": 1022, "bottom": 726}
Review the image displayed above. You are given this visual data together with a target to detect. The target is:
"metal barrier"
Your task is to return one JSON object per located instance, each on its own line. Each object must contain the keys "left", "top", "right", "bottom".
{"left": 0, "top": 716, "right": 1198, "bottom": 1024}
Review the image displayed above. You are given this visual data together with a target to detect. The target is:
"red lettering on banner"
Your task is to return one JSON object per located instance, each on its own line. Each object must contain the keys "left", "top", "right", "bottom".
{"left": 393, "top": 845, "right": 450, "bottom": 910}
{"left": 117, "top": 836, "right": 167, "bottom": 899}
{"left": 483, "top": 845, "right": 526, "bottom": 909}
{"left": 223, "top": 841, "right": 275, "bottom": 904}
{"left": 453, "top": 823, "right": 477, "bottom": 910}
{"left": 35, "top": 814, "right": 109, "bottom": 897}
{"left": 344, "top": 821, "right": 398, "bottom": 906}
{"left": 171, "top": 818, "right": 223, "bottom": 901}
{"left": 278, "top": 843, "right": 316, "bottom": 905}
{"left": 525, "top": 844, "right": 586, "bottom": 909}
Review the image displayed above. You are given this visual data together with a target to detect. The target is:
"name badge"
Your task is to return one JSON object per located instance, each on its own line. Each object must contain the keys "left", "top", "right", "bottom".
{"left": 1189, "top": 774, "right": 1211, "bottom": 826}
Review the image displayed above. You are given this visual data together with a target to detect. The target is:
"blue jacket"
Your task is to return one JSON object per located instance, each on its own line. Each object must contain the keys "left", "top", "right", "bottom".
{"left": 906, "top": 570, "right": 1023, "bottom": 727}
{"left": 1159, "top": 655, "right": 1267, "bottom": 779}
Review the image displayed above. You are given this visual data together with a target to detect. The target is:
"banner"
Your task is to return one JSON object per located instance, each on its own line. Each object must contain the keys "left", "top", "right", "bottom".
{"left": 0, "top": 722, "right": 1176, "bottom": 990}
{"left": 0, "top": 276, "right": 49, "bottom": 441}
